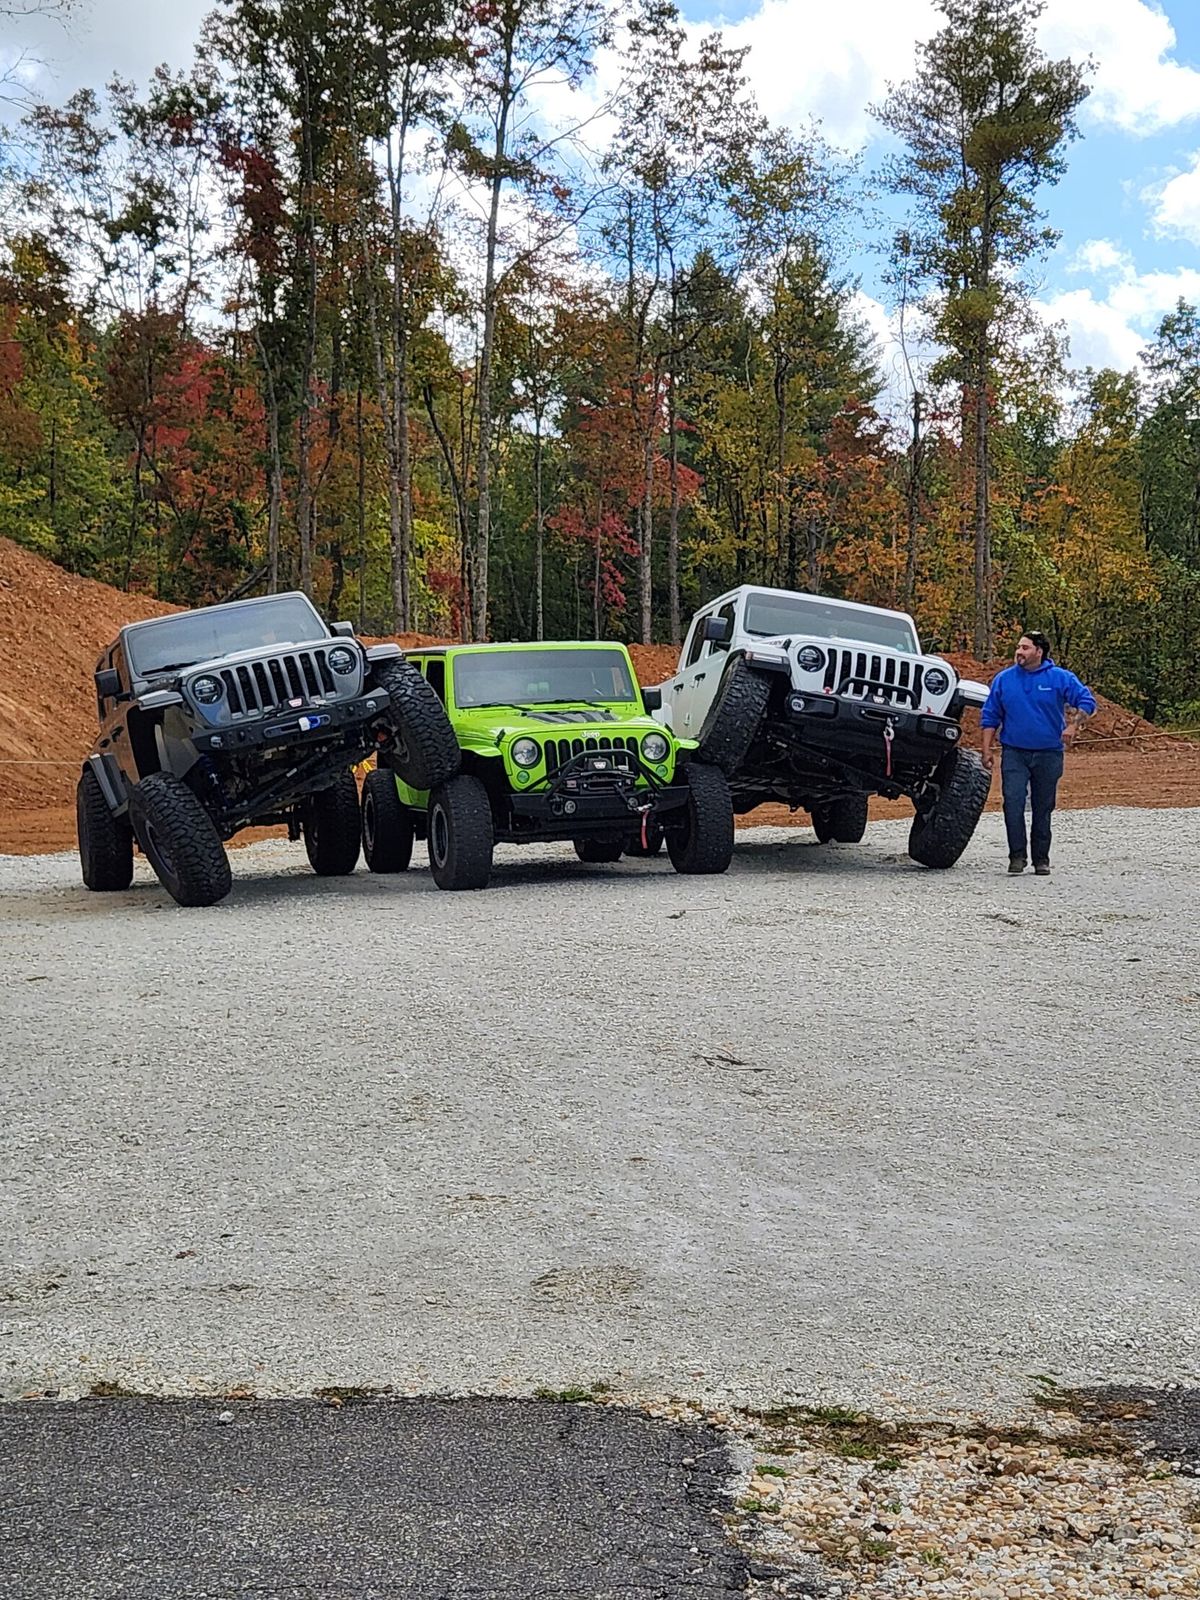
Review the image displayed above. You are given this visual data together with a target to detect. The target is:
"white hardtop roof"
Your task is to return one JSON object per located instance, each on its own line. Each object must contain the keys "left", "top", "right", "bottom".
{"left": 701, "top": 584, "right": 917, "bottom": 628}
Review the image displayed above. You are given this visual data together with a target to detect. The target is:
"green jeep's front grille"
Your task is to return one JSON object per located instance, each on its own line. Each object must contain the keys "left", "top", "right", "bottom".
{"left": 543, "top": 733, "right": 641, "bottom": 774}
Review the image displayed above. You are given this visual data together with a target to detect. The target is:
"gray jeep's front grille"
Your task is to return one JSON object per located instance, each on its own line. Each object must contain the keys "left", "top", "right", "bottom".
{"left": 219, "top": 648, "right": 339, "bottom": 716}
{"left": 821, "top": 648, "right": 924, "bottom": 705}
{"left": 543, "top": 734, "right": 641, "bottom": 775}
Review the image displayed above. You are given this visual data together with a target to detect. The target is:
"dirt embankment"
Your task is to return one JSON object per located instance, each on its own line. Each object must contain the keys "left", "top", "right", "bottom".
{"left": 1, "top": 535, "right": 1197, "bottom": 854}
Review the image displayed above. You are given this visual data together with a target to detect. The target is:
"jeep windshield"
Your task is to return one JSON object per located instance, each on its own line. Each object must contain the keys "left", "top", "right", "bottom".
{"left": 453, "top": 648, "right": 637, "bottom": 708}
{"left": 126, "top": 596, "right": 328, "bottom": 675}
{"left": 744, "top": 593, "right": 919, "bottom": 654}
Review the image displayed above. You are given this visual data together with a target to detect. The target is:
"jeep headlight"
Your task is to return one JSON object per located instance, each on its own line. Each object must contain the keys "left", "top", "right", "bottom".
{"left": 642, "top": 731, "right": 670, "bottom": 764}
{"left": 191, "top": 675, "right": 223, "bottom": 705}
{"left": 511, "top": 737, "right": 540, "bottom": 768}
{"left": 327, "top": 646, "right": 357, "bottom": 675}
{"left": 796, "top": 645, "right": 826, "bottom": 672}
{"left": 923, "top": 667, "right": 950, "bottom": 696}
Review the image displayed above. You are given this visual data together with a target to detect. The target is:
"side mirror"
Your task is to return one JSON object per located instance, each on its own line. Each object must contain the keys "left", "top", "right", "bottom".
{"left": 703, "top": 615, "right": 732, "bottom": 644}
{"left": 330, "top": 620, "right": 356, "bottom": 638}
{"left": 642, "top": 685, "right": 662, "bottom": 712}
{"left": 95, "top": 668, "right": 122, "bottom": 700}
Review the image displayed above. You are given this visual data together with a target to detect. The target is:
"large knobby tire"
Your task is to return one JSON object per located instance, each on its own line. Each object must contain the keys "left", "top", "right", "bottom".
{"left": 811, "top": 792, "right": 869, "bottom": 845}
{"left": 573, "top": 837, "right": 625, "bottom": 864}
{"left": 303, "top": 769, "right": 362, "bottom": 876}
{"left": 76, "top": 766, "right": 134, "bottom": 892}
{"left": 907, "top": 747, "right": 991, "bottom": 869}
{"left": 667, "top": 761, "right": 735, "bottom": 876}
{"left": 696, "top": 657, "right": 772, "bottom": 777}
{"left": 428, "top": 773, "right": 493, "bottom": 891}
{"left": 361, "top": 767, "right": 414, "bottom": 874}
{"left": 373, "top": 660, "right": 460, "bottom": 791}
{"left": 128, "top": 773, "right": 232, "bottom": 907}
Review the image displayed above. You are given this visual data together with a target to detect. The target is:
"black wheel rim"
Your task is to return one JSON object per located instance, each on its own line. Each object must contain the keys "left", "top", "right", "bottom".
{"left": 143, "top": 820, "right": 176, "bottom": 881}
{"left": 431, "top": 805, "right": 449, "bottom": 866}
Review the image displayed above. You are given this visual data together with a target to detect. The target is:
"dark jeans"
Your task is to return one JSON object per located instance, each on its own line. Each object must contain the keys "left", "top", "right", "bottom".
{"left": 1001, "top": 746, "right": 1065, "bottom": 863}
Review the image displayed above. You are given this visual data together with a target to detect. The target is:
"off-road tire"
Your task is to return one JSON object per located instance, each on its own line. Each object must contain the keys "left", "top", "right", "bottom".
{"left": 428, "top": 773, "right": 493, "bottom": 890}
{"left": 624, "top": 820, "right": 665, "bottom": 857}
{"left": 76, "top": 766, "right": 134, "bottom": 891}
{"left": 811, "top": 792, "right": 869, "bottom": 845}
{"left": 696, "top": 657, "right": 771, "bottom": 777}
{"left": 128, "top": 772, "right": 232, "bottom": 907}
{"left": 907, "top": 747, "right": 991, "bottom": 869}
{"left": 372, "top": 660, "right": 460, "bottom": 791}
{"left": 361, "top": 767, "right": 413, "bottom": 873}
{"left": 303, "top": 769, "right": 362, "bottom": 876}
{"left": 667, "top": 761, "right": 735, "bottom": 876}
{"left": 574, "top": 838, "right": 625, "bottom": 864}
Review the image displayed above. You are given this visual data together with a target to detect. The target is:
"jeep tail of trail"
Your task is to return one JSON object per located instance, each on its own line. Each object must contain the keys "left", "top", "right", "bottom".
{"left": 77, "top": 592, "right": 459, "bottom": 906}
{"left": 359, "top": 641, "right": 733, "bottom": 890}
{"left": 654, "top": 585, "right": 992, "bottom": 869}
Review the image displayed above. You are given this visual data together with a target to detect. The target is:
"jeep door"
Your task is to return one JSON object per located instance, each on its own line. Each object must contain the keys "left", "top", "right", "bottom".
{"left": 666, "top": 601, "right": 736, "bottom": 735}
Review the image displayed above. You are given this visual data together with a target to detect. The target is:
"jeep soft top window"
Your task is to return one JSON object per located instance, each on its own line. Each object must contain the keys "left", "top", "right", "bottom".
{"left": 744, "top": 593, "right": 918, "bottom": 653}
{"left": 453, "top": 648, "right": 636, "bottom": 708}
{"left": 125, "top": 596, "right": 328, "bottom": 675}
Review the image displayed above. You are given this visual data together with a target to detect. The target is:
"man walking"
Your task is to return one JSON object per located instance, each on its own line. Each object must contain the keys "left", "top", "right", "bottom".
{"left": 980, "top": 631, "right": 1096, "bottom": 876}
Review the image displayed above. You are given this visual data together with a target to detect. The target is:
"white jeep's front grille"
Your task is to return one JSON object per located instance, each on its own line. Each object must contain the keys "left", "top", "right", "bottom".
{"left": 821, "top": 648, "right": 924, "bottom": 706}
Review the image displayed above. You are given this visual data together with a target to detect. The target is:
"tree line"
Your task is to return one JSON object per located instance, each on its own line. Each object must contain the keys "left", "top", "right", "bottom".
{"left": 1, "top": 0, "right": 1199, "bottom": 722}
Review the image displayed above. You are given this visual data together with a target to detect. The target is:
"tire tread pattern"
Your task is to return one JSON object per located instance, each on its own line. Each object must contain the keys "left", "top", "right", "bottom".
{"left": 907, "top": 748, "right": 991, "bottom": 869}
{"left": 77, "top": 766, "right": 134, "bottom": 891}
{"left": 667, "top": 761, "right": 735, "bottom": 875}
{"left": 129, "top": 772, "right": 232, "bottom": 907}
{"left": 374, "top": 660, "right": 460, "bottom": 790}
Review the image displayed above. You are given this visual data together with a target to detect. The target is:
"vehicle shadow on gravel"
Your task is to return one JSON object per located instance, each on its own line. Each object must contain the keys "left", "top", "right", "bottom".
{"left": 0, "top": 1395, "right": 763, "bottom": 1600}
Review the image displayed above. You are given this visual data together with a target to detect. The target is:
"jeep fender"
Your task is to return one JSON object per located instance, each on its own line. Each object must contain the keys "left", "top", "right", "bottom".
{"left": 365, "top": 642, "right": 404, "bottom": 664}
{"left": 85, "top": 752, "right": 129, "bottom": 815}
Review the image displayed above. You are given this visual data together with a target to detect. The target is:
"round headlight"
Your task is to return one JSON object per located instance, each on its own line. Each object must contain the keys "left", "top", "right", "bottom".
{"left": 192, "top": 675, "right": 223, "bottom": 705}
{"left": 328, "top": 646, "right": 357, "bottom": 675}
{"left": 923, "top": 667, "right": 950, "bottom": 696}
{"left": 796, "top": 645, "right": 826, "bottom": 672}
{"left": 642, "top": 731, "right": 670, "bottom": 763}
{"left": 511, "top": 737, "right": 540, "bottom": 768}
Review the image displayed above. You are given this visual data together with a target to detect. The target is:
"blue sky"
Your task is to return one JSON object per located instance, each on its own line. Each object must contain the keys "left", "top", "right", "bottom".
{"left": 9, "top": 0, "right": 1200, "bottom": 381}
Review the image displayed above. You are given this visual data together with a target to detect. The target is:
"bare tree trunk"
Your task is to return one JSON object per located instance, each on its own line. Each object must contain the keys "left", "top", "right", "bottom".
{"left": 904, "top": 388, "right": 923, "bottom": 612}
{"left": 974, "top": 335, "right": 992, "bottom": 657}
{"left": 473, "top": 44, "right": 515, "bottom": 643}
{"left": 667, "top": 366, "right": 681, "bottom": 645}
{"left": 533, "top": 409, "right": 545, "bottom": 640}
{"left": 640, "top": 426, "right": 654, "bottom": 643}
{"left": 356, "top": 381, "right": 367, "bottom": 631}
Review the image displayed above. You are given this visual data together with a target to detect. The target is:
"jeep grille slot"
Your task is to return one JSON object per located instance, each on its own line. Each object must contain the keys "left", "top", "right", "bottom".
{"left": 215, "top": 647, "right": 345, "bottom": 716}
{"left": 543, "top": 734, "right": 640, "bottom": 775}
{"left": 820, "top": 647, "right": 923, "bottom": 705}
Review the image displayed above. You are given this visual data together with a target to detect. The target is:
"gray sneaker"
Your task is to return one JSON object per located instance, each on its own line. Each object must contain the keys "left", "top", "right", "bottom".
{"left": 1008, "top": 855, "right": 1027, "bottom": 875}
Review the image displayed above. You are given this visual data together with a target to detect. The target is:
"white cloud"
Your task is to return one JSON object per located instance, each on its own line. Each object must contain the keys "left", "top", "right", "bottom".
{"left": 702, "top": 0, "right": 1200, "bottom": 152}
{"left": 1067, "top": 238, "right": 1134, "bottom": 276}
{"left": 1041, "top": 0, "right": 1200, "bottom": 137}
{"left": 1144, "top": 150, "right": 1200, "bottom": 243}
{"left": 5, "top": 1, "right": 213, "bottom": 98}
{"left": 1037, "top": 260, "right": 1200, "bottom": 370}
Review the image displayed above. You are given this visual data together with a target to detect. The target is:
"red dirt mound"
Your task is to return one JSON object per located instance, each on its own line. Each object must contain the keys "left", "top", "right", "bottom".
{"left": 0, "top": 538, "right": 176, "bottom": 812}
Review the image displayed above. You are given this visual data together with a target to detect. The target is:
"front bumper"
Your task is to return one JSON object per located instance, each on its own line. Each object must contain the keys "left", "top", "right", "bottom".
{"left": 509, "top": 750, "right": 690, "bottom": 835}
{"left": 190, "top": 690, "right": 387, "bottom": 754}
{"left": 786, "top": 691, "right": 962, "bottom": 750}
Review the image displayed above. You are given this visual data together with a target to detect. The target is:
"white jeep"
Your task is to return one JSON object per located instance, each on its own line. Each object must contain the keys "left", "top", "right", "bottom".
{"left": 653, "top": 585, "right": 992, "bottom": 868}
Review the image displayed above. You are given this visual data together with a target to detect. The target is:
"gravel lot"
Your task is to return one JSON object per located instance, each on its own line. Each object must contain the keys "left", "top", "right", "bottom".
{"left": 2, "top": 807, "right": 1198, "bottom": 1418}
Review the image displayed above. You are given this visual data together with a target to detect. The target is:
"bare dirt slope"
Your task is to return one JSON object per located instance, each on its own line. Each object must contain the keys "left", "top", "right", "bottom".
{"left": 1, "top": 536, "right": 1196, "bottom": 853}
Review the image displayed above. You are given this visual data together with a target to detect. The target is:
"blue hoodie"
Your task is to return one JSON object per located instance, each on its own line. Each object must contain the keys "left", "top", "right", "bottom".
{"left": 980, "top": 658, "right": 1097, "bottom": 751}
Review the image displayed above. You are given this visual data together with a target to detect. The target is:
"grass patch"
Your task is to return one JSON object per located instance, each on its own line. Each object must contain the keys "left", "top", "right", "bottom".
{"left": 533, "top": 1385, "right": 593, "bottom": 1404}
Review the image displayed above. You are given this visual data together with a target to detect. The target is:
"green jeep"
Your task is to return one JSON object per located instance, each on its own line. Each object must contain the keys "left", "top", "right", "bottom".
{"left": 359, "top": 641, "right": 734, "bottom": 890}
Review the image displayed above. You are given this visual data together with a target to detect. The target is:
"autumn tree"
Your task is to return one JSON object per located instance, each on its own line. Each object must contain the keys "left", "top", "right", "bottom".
{"left": 454, "top": 0, "right": 612, "bottom": 639}
{"left": 876, "top": 0, "right": 1089, "bottom": 657}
